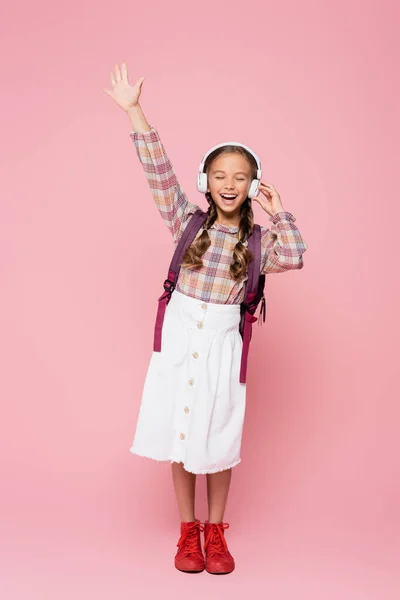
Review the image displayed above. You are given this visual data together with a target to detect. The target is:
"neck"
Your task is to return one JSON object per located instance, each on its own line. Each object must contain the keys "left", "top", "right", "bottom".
{"left": 215, "top": 207, "right": 240, "bottom": 228}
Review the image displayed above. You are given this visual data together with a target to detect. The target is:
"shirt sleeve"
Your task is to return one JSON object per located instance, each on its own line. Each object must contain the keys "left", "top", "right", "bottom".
{"left": 260, "top": 211, "right": 308, "bottom": 274}
{"left": 129, "top": 126, "right": 201, "bottom": 242}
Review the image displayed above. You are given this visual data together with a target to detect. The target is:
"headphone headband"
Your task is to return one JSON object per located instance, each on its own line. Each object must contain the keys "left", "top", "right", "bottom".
{"left": 199, "top": 141, "right": 262, "bottom": 178}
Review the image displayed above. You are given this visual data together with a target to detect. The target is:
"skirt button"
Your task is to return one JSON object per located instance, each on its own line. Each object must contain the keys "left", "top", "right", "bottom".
{"left": 192, "top": 351, "right": 199, "bottom": 359}
{"left": 180, "top": 433, "right": 185, "bottom": 440}
{"left": 197, "top": 321, "right": 203, "bottom": 329}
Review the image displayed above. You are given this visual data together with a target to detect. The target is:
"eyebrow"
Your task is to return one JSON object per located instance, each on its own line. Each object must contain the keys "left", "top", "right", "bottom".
{"left": 212, "top": 169, "right": 249, "bottom": 175}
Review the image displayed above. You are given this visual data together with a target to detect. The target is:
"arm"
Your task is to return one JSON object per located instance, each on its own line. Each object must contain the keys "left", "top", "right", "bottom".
{"left": 260, "top": 211, "right": 308, "bottom": 274}
{"left": 103, "top": 63, "right": 200, "bottom": 242}
{"left": 128, "top": 106, "right": 201, "bottom": 242}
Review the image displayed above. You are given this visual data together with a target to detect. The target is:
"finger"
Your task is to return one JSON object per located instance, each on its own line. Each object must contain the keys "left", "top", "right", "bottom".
{"left": 121, "top": 60, "right": 129, "bottom": 83}
{"left": 103, "top": 87, "right": 112, "bottom": 96}
{"left": 259, "top": 186, "right": 271, "bottom": 196}
{"left": 115, "top": 63, "right": 122, "bottom": 81}
{"left": 110, "top": 71, "right": 116, "bottom": 86}
{"left": 261, "top": 185, "right": 274, "bottom": 194}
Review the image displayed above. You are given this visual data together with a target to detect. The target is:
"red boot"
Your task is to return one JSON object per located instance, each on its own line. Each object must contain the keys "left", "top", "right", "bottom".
{"left": 203, "top": 520, "right": 235, "bottom": 574}
{"left": 175, "top": 519, "right": 205, "bottom": 573}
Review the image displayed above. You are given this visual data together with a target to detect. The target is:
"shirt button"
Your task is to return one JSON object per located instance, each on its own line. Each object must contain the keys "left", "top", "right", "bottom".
{"left": 180, "top": 433, "right": 185, "bottom": 440}
{"left": 192, "top": 352, "right": 199, "bottom": 359}
{"left": 197, "top": 321, "right": 203, "bottom": 329}
{"left": 184, "top": 406, "right": 189, "bottom": 413}
{"left": 188, "top": 378, "right": 194, "bottom": 386}
{"left": 201, "top": 303, "right": 207, "bottom": 310}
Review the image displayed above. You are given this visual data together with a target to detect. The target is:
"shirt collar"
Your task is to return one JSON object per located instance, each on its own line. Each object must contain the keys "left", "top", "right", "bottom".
{"left": 209, "top": 221, "right": 239, "bottom": 234}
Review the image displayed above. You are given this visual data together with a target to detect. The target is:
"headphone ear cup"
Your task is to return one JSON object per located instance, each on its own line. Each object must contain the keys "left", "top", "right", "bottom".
{"left": 197, "top": 172, "right": 208, "bottom": 193}
{"left": 248, "top": 179, "right": 260, "bottom": 199}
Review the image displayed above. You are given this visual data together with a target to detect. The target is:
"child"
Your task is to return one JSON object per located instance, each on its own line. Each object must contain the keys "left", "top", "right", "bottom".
{"left": 103, "top": 61, "right": 308, "bottom": 575}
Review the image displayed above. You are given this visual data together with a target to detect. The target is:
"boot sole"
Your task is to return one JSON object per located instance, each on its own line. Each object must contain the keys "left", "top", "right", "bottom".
{"left": 206, "top": 567, "right": 235, "bottom": 575}
{"left": 175, "top": 566, "right": 205, "bottom": 573}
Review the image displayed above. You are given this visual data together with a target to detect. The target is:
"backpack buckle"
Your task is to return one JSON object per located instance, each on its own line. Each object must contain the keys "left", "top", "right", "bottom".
{"left": 242, "top": 302, "right": 256, "bottom": 314}
{"left": 163, "top": 278, "right": 176, "bottom": 293}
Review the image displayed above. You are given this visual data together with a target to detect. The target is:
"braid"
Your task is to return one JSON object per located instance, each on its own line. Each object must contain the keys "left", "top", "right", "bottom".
{"left": 230, "top": 199, "right": 254, "bottom": 280}
{"left": 181, "top": 194, "right": 254, "bottom": 281}
{"left": 203, "top": 193, "right": 219, "bottom": 229}
{"left": 180, "top": 193, "right": 217, "bottom": 269}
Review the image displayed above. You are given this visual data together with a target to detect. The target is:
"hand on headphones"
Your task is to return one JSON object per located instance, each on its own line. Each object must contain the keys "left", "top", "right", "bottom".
{"left": 251, "top": 181, "right": 284, "bottom": 218}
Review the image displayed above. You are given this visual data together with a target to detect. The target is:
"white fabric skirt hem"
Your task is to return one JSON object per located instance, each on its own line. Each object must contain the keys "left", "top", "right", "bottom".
{"left": 130, "top": 447, "right": 241, "bottom": 475}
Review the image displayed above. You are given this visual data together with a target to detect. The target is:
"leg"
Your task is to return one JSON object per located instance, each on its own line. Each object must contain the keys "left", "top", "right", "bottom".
{"left": 171, "top": 461, "right": 197, "bottom": 522}
{"left": 206, "top": 468, "right": 232, "bottom": 523}
{"left": 172, "top": 462, "right": 205, "bottom": 573}
{"left": 203, "top": 468, "right": 235, "bottom": 574}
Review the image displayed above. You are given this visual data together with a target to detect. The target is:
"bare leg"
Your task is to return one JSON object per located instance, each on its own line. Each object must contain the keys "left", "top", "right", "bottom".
{"left": 171, "top": 462, "right": 197, "bottom": 522}
{"left": 206, "top": 468, "right": 232, "bottom": 523}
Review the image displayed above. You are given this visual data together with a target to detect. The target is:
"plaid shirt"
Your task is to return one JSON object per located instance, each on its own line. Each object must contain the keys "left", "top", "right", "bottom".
{"left": 130, "top": 126, "right": 308, "bottom": 304}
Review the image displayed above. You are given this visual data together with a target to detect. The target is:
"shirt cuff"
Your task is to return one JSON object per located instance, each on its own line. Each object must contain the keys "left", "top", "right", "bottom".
{"left": 129, "top": 126, "right": 157, "bottom": 138}
{"left": 269, "top": 211, "right": 296, "bottom": 223}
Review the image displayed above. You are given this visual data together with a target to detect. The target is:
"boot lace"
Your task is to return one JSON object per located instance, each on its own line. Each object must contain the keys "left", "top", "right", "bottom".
{"left": 204, "top": 522, "right": 230, "bottom": 557}
{"left": 176, "top": 521, "right": 204, "bottom": 557}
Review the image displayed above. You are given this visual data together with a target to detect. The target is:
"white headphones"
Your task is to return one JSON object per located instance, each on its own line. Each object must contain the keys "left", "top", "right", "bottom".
{"left": 197, "top": 141, "right": 262, "bottom": 199}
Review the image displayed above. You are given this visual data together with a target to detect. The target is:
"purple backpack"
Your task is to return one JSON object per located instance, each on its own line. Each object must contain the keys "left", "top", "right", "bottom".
{"left": 153, "top": 209, "right": 266, "bottom": 383}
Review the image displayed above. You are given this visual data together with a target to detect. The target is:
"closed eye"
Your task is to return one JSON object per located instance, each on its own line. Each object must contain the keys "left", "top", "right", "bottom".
{"left": 216, "top": 176, "right": 246, "bottom": 181}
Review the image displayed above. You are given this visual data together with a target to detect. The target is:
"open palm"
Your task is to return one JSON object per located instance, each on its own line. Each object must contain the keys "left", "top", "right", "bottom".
{"left": 103, "top": 61, "right": 145, "bottom": 112}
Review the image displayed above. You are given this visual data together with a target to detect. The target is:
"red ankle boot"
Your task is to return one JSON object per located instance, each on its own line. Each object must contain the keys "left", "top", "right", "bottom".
{"left": 203, "top": 520, "right": 235, "bottom": 574}
{"left": 175, "top": 519, "right": 205, "bottom": 573}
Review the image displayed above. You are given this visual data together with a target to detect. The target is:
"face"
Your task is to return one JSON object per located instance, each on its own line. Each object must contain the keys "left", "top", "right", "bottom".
{"left": 207, "top": 153, "right": 252, "bottom": 221}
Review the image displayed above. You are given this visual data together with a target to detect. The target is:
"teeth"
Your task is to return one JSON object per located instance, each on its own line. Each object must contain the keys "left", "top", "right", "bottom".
{"left": 221, "top": 194, "right": 237, "bottom": 199}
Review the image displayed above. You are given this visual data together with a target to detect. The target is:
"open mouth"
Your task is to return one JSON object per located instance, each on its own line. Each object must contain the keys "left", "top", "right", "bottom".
{"left": 220, "top": 194, "right": 238, "bottom": 205}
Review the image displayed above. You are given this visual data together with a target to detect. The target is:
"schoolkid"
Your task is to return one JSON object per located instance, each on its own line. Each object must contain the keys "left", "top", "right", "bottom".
{"left": 103, "top": 61, "right": 308, "bottom": 575}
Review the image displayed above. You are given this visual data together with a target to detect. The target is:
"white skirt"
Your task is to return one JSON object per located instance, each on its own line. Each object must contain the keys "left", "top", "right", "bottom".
{"left": 130, "top": 290, "right": 247, "bottom": 474}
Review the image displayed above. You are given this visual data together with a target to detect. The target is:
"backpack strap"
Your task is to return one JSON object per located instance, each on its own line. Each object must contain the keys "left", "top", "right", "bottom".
{"left": 153, "top": 209, "right": 208, "bottom": 351}
{"left": 239, "top": 224, "right": 265, "bottom": 383}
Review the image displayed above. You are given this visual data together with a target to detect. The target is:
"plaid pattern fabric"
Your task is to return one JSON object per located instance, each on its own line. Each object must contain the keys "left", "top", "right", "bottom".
{"left": 130, "top": 126, "right": 308, "bottom": 304}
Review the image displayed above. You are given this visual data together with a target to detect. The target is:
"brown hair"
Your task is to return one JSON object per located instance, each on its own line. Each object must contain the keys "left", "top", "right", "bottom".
{"left": 181, "top": 145, "right": 258, "bottom": 280}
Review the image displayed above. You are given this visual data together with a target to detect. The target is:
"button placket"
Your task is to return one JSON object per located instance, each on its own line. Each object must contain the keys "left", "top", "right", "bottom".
{"left": 180, "top": 366, "right": 195, "bottom": 442}
{"left": 197, "top": 301, "right": 207, "bottom": 330}
{"left": 191, "top": 301, "right": 206, "bottom": 370}
{"left": 179, "top": 301, "right": 207, "bottom": 446}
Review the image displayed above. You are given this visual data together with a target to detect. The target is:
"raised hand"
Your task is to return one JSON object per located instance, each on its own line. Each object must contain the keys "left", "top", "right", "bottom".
{"left": 103, "top": 61, "right": 145, "bottom": 112}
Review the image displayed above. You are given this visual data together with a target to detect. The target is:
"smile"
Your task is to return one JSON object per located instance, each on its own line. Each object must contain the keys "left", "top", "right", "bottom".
{"left": 220, "top": 194, "right": 238, "bottom": 205}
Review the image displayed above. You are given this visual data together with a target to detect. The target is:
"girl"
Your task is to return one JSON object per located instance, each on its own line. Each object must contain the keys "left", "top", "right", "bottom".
{"left": 103, "top": 61, "right": 308, "bottom": 575}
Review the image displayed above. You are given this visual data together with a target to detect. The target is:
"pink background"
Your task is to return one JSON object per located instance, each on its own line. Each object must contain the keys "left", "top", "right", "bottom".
{"left": 1, "top": 0, "right": 399, "bottom": 598}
